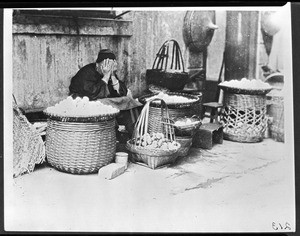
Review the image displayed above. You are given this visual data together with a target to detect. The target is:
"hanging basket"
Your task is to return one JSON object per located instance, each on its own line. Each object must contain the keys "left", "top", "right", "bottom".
{"left": 146, "top": 39, "right": 189, "bottom": 91}
{"left": 126, "top": 98, "right": 181, "bottom": 169}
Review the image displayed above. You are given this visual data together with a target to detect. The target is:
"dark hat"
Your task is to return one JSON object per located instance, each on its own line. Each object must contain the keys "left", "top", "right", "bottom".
{"left": 96, "top": 49, "right": 116, "bottom": 63}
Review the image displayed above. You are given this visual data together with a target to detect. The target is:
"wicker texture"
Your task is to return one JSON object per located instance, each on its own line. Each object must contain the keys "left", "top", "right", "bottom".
{"left": 176, "top": 136, "right": 193, "bottom": 157}
{"left": 218, "top": 85, "right": 272, "bottom": 95}
{"left": 126, "top": 98, "right": 180, "bottom": 169}
{"left": 220, "top": 93, "right": 268, "bottom": 143}
{"left": 13, "top": 101, "right": 46, "bottom": 178}
{"left": 139, "top": 92, "right": 201, "bottom": 134}
{"left": 146, "top": 40, "right": 189, "bottom": 91}
{"left": 173, "top": 116, "right": 202, "bottom": 136}
{"left": 268, "top": 96, "right": 284, "bottom": 142}
{"left": 127, "top": 144, "right": 179, "bottom": 169}
{"left": 44, "top": 110, "right": 119, "bottom": 122}
{"left": 139, "top": 92, "right": 200, "bottom": 109}
{"left": 46, "top": 118, "right": 116, "bottom": 174}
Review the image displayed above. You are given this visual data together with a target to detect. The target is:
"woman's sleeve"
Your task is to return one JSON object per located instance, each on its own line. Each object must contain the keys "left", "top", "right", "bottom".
{"left": 118, "top": 80, "right": 128, "bottom": 97}
{"left": 85, "top": 79, "right": 110, "bottom": 100}
{"left": 69, "top": 66, "right": 110, "bottom": 100}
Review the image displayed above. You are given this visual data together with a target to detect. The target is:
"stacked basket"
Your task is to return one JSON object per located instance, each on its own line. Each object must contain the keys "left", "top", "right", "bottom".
{"left": 138, "top": 92, "right": 201, "bottom": 157}
{"left": 138, "top": 92, "right": 201, "bottom": 133}
{"left": 44, "top": 100, "right": 120, "bottom": 174}
{"left": 172, "top": 116, "right": 202, "bottom": 157}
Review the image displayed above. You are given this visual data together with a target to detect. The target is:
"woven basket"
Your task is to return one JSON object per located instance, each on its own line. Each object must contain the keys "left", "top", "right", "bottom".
{"left": 45, "top": 116, "right": 117, "bottom": 174}
{"left": 267, "top": 95, "right": 284, "bottom": 142}
{"left": 13, "top": 100, "right": 46, "bottom": 178}
{"left": 220, "top": 93, "right": 268, "bottom": 143}
{"left": 176, "top": 136, "right": 193, "bottom": 157}
{"left": 139, "top": 92, "right": 201, "bottom": 134}
{"left": 126, "top": 142, "right": 179, "bottom": 169}
{"left": 173, "top": 116, "right": 202, "bottom": 136}
{"left": 146, "top": 40, "right": 189, "bottom": 91}
{"left": 126, "top": 98, "right": 181, "bottom": 169}
{"left": 218, "top": 85, "right": 272, "bottom": 95}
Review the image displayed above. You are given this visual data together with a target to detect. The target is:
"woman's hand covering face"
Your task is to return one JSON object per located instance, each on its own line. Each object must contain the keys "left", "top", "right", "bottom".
{"left": 100, "top": 59, "right": 114, "bottom": 76}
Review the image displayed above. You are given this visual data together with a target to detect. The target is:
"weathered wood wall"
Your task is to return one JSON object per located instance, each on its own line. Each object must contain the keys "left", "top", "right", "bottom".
{"left": 123, "top": 11, "right": 187, "bottom": 95}
{"left": 13, "top": 13, "right": 133, "bottom": 112}
{"left": 12, "top": 10, "right": 252, "bottom": 112}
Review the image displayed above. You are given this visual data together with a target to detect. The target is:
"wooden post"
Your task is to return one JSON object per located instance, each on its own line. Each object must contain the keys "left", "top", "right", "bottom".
{"left": 225, "top": 11, "right": 259, "bottom": 81}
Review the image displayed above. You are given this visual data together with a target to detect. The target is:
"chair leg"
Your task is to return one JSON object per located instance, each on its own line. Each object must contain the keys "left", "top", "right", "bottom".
{"left": 210, "top": 108, "right": 216, "bottom": 123}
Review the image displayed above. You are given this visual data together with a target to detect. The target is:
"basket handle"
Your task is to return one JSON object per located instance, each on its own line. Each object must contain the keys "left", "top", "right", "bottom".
{"left": 132, "top": 97, "right": 176, "bottom": 145}
{"left": 148, "top": 98, "right": 175, "bottom": 142}
{"left": 152, "top": 39, "right": 185, "bottom": 73}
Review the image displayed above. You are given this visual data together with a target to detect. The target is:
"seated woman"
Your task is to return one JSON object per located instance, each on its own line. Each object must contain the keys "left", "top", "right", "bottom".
{"left": 69, "top": 49, "right": 141, "bottom": 138}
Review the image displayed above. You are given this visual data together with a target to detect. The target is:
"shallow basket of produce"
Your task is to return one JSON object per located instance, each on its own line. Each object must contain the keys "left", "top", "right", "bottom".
{"left": 43, "top": 96, "right": 120, "bottom": 174}
{"left": 126, "top": 139, "right": 180, "bottom": 169}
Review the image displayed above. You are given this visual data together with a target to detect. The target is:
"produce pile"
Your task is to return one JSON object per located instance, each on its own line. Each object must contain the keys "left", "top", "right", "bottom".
{"left": 45, "top": 96, "right": 119, "bottom": 117}
{"left": 145, "top": 92, "right": 196, "bottom": 104}
{"left": 174, "top": 118, "right": 199, "bottom": 127}
{"left": 135, "top": 132, "right": 180, "bottom": 150}
{"left": 219, "top": 78, "right": 272, "bottom": 90}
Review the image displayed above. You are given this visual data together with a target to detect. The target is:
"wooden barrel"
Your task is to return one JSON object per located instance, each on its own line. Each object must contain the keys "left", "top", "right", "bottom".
{"left": 183, "top": 11, "right": 218, "bottom": 52}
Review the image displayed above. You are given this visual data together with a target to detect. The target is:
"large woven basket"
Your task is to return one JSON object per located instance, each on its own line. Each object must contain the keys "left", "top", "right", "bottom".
{"left": 126, "top": 98, "right": 181, "bottom": 169}
{"left": 45, "top": 113, "right": 118, "bottom": 174}
{"left": 220, "top": 93, "right": 268, "bottom": 143}
{"left": 139, "top": 92, "right": 201, "bottom": 134}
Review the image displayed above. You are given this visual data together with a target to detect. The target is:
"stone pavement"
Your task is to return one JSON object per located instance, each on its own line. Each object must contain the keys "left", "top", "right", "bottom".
{"left": 5, "top": 138, "right": 295, "bottom": 233}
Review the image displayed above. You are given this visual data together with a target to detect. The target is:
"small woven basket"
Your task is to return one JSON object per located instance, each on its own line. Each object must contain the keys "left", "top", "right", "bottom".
{"left": 220, "top": 93, "right": 268, "bottom": 143}
{"left": 176, "top": 136, "right": 193, "bottom": 157}
{"left": 173, "top": 116, "right": 202, "bottom": 136}
{"left": 45, "top": 113, "right": 118, "bottom": 174}
{"left": 126, "top": 98, "right": 180, "bottom": 169}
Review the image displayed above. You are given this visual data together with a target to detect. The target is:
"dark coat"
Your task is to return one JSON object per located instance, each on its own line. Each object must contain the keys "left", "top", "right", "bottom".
{"left": 69, "top": 63, "right": 128, "bottom": 100}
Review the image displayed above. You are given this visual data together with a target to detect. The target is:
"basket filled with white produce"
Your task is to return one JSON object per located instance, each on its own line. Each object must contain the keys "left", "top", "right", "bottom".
{"left": 126, "top": 98, "right": 181, "bottom": 169}
{"left": 172, "top": 116, "right": 202, "bottom": 136}
{"left": 138, "top": 92, "right": 201, "bottom": 134}
{"left": 218, "top": 78, "right": 272, "bottom": 143}
{"left": 43, "top": 96, "right": 120, "bottom": 174}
